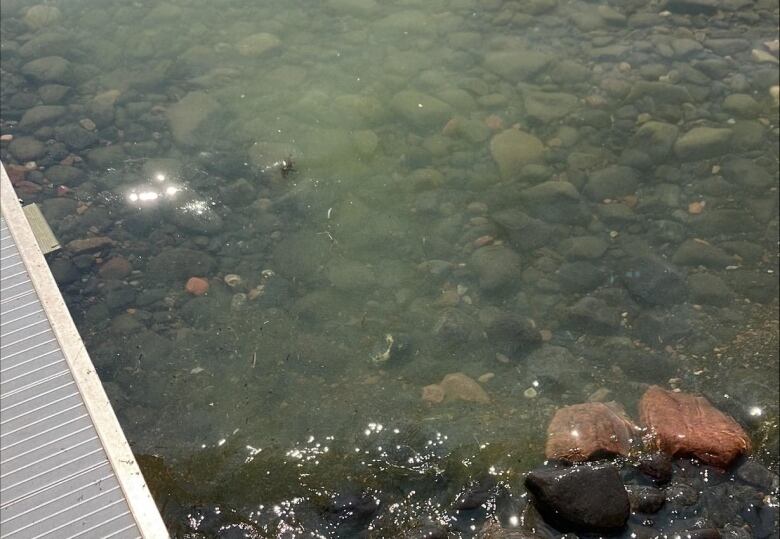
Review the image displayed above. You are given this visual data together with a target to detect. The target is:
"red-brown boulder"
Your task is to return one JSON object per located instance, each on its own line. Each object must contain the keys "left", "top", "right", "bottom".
{"left": 546, "top": 402, "right": 639, "bottom": 462}
{"left": 639, "top": 385, "right": 751, "bottom": 468}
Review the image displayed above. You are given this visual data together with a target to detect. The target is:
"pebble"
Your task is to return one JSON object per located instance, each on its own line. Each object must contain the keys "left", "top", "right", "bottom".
{"left": 477, "top": 373, "right": 494, "bottom": 383}
{"left": 0, "top": 134, "right": 13, "bottom": 142}
{"left": 185, "top": 277, "right": 209, "bottom": 296}
{"left": 224, "top": 274, "right": 242, "bottom": 287}
{"left": 79, "top": 118, "right": 97, "bottom": 131}
{"left": 524, "top": 387, "right": 538, "bottom": 398}
{"left": 688, "top": 201, "right": 705, "bottom": 214}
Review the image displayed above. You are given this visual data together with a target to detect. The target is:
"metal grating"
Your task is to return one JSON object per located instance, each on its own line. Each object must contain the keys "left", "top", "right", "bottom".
{"left": 0, "top": 217, "right": 141, "bottom": 539}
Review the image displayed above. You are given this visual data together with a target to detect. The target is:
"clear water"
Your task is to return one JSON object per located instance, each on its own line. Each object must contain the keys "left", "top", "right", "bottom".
{"left": 1, "top": 0, "right": 778, "bottom": 536}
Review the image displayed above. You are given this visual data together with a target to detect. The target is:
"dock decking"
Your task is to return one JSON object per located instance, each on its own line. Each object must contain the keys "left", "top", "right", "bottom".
{"left": 1, "top": 164, "right": 168, "bottom": 538}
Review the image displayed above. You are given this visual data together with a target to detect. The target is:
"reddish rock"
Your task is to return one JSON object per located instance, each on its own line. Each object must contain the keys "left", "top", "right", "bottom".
{"left": 185, "top": 276, "right": 209, "bottom": 296}
{"left": 66, "top": 236, "right": 114, "bottom": 253}
{"left": 422, "top": 372, "right": 490, "bottom": 404}
{"left": 639, "top": 385, "right": 751, "bottom": 468}
{"left": 98, "top": 256, "right": 131, "bottom": 280}
{"left": 14, "top": 181, "right": 42, "bottom": 195}
{"left": 6, "top": 165, "right": 27, "bottom": 185}
{"left": 546, "top": 402, "right": 638, "bottom": 462}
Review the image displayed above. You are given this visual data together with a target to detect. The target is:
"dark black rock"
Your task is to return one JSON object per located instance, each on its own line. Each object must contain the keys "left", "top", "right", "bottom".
{"left": 565, "top": 296, "right": 622, "bottom": 334}
{"left": 735, "top": 460, "right": 779, "bottom": 492}
{"left": 637, "top": 453, "right": 674, "bottom": 485}
{"left": 454, "top": 475, "right": 497, "bottom": 510}
{"left": 626, "top": 485, "right": 665, "bottom": 514}
{"left": 54, "top": 124, "right": 98, "bottom": 150}
{"left": 622, "top": 255, "right": 687, "bottom": 305}
{"left": 524, "top": 464, "right": 630, "bottom": 532}
{"left": 50, "top": 257, "right": 80, "bottom": 284}
{"left": 556, "top": 261, "right": 606, "bottom": 293}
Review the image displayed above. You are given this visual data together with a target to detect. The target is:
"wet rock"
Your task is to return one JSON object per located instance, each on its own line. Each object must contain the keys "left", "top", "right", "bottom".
{"left": 672, "top": 38, "right": 704, "bottom": 58}
{"left": 18, "top": 105, "right": 66, "bottom": 130}
{"left": 626, "top": 81, "right": 692, "bottom": 104}
{"left": 50, "top": 258, "right": 80, "bottom": 284}
{"left": 630, "top": 121, "right": 679, "bottom": 161}
{"left": 637, "top": 452, "right": 674, "bottom": 484}
{"left": 85, "top": 145, "right": 126, "bottom": 168}
{"left": 470, "top": 245, "right": 522, "bottom": 293}
{"left": 556, "top": 261, "right": 605, "bottom": 293}
{"left": 66, "top": 236, "right": 114, "bottom": 254}
{"left": 545, "top": 402, "right": 637, "bottom": 462}
{"left": 422, "top": 372, "right": 490, "bottom": 404}
{"left": 565, "top": 296, "right": 621, "bottom": 334}
{"left": 478, "top": 307, "right": 541, "bottom": 351}
{"left": 23, "top": 4, "right": 62, "bottom": 29}
{"left": 21, "top": 56, "right": 70, "bottom": 83}
{"left": 584, "top": 165, "right": 639, "bottom": 201}
{"left": 622, "top": 255, "right": 687, "bottom": 305}
{"left": 18, "top": 31, "right": 71, "bottom": 59}
{"left": 99, "top": 256, "right": 132, "bottom": 280}
{"left": 688, "top": 272, "right": 733, "bottom": 305}
{"left": 525, "top": 464, "right": 630, "bottom": 532}
{"left": 166, "top": 91, "right": 219, "bottom": 146}
{"left": 185, "top": 277, "right": 209, "bottom": 296}
{"left": 38, "top": 84, "right": 70, "bottom": 104}
{"left": 8, "top": 136, "right": 45, "bottom": 161}
{"left": 483, "top": 50, "right": 552, "bottom": 82}
{"left": 639, "top": 385, "right": 751, "bottom": 468}
{"left": 44, "top": 164, "right": 84, "bottom": 186}
{"left": 476, "top": 519, "right": 541, "bottom": 538}
{"left": 626, "top": 485, "right": 665, "bottom": 514}
{"left": 453, "top": 474, "right": 497, "bottom": 510}
{"left": 236, "top": 32, "right": 281, "bottom": 57}
{"left": 559, "top": 236, "right": 608, "bottom": 260}
{"left": 326, "top": 0, "right": 378, "bottom": 16}
{"left": 721, "top": 158, "right": 775, "bottom": 191}
{"left": 524, "top": 345, "right": 586, "bottom": 392}
{"left": 665, "top": 0, "right": 718, "bottom": 15}
{"left": 490, "top": 128, "right": 545, "bottom": 179}
{"left": 522, "top": 91, "right": 579, "bottom": 123}
{"left": 520, "top": 181, "right": 584, "bottom": 224}
{"left": 105, "top": 287, "right": 137, "bottom": 312}
{"left": 723, "top": 94, "right": 761, "bottom": 118}
{"left": 146, "top": 248, "right": 215, "bottom": 282}
{"left": 390, "top": 90, "right": 453, "bottom": 129}
{"left": 735, "top": 459, "right": 779, "bottom": 492}
{"left": 54, "top": 124, "right": 98, "bottom": 150}
{"left": 672, "top": 239, "right": 736, "bottom": 269}
{"left": 674, "top": 127, "right": 733, "bottom": 162}
{"left": 165, "top": 193, "right": 223, "bottom": 235}
{"left": 491, "top": 209, "right": 556, "bottom": 251}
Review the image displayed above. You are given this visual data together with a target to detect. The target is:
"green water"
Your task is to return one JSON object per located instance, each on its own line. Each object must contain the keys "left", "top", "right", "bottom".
{"left": 1, "top": 0, "right": 779, "bottom": 536}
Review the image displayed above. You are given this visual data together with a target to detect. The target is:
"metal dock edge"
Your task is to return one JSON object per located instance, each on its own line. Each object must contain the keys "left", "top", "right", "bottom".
{"left": 0, "top": 163, "right": 169, "bottom": 539}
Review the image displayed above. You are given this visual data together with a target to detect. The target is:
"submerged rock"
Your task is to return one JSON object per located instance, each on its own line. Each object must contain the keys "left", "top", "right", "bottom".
{"left": 525, "top": 464, "right": 630, "bottom": 532}
{"left": 489, "top": 128, "right": 545, "bottom": 179}
{"left": 639, "top": 385, "right": 751, "bottom": 468}
{"left": 422, "top": 372, "right": 490, "bottom": 404}
{"left": 674, "top": 127, "right": 733, "bottom": 161}
{"left": 166, "top": 91, "right": 219, "bottom": 146}
{"left": 470, "top": 245, "right": 522, "bottom": 293}
{"left": 545, "top": 402, "right": 638, "bottom": 462}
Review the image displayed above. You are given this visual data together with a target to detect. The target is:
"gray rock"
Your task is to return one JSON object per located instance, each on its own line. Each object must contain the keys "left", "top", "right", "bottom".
{"left": 491, "top": 209, "right": 556, "bottom": 251}
{"left": 626, "top": 485, "right": 666, "bottom": 514}
{"left": 520, "top": 181, "right": 585, "bottom": 224}
{"left": 725, "top": 269, "right": 779, "bottom": 303}
{"left": 584, "top": 165, "right": 640, "bottom": 201}
{"left": 146, "top": 248, "right": 215, "bottom": 282}
{"left": 54, "top": 124, "right": 98, "bottom": 150}
{"left": 730, "top": 120, "right": 765, "bottom": 151}
{"left": 41, "top": 198, "right": 77, "bottom": 223}
{"left": 691, "top": 209, "right": 759, "bottom": 235}
{"left": 489, "top": 129, "right": 545, "bottom": 179}
{"left": 8, "top": 136, "right": 45, "bottom": 161}
{"left": 390, "top": 90, "right": 452, "bottom": 129}
{"left": 86, "top": 145, "right": 126, "bottom": 168}
{"left": 622, "top": 255, "right": 687, "bottom": 305}
{"left": 560, "top": 236, "right": 608, "bottom": 260}
{"left": 38, "top": 84, "right": 70, "bottom": 104}
{"left": 50, "top": 258, "right": 80, "bottom": 284}
{"left": 524, "top": 345, "right": 586, "bottom": 391}
{"left": 672, "top": 239, "right": 737, "bottom": 268}
{"left": 688, "top": 272, "right": 734, "bottom": 305}
{"left": 525, "top": 464, "right": 630, "bottom": 531}
{"left": 630, "top": 121, "right": 679, "bottom": 161}
{"left": 20, "top": 56, "right": 70, "bottom": 83}
{"left": 483, "top": 50, "right": 552, "bottom": 81}
{"left": 549, "top": 60, "right": 591, "bottom": 84}
{"left": 556, "top": 261, "right": 606, "bottom": 293}
{"left": 721, "top": 158, "right": 775, "bottom": 191}
{"left": 470, "top": 245, "right": 522, "bottom": 293}
{"left": 722, "top": 94, "right": 760, "bottom": 118}
{"left": 165, "top": 193, "right": 223, "bottom": 235}
{"left": 105, "top": 287, "right": 137, "bottom": 312}
{"left": 478, "top": 307, "right": 541, "bottom": 351}
{"left": 18, "top": 31, "right": 71, "bottom": 59}
{"left": 44, "top": 165, "right": 84, "bottom": 185}
{"left": 566, "top": 296, "right": 621, "bottom": 334}
{"left": 671, "top": 38, "right": 704, "bottom": 58}
{"left": 626, "top": 81, "right": 692, "bottom": 104}
{"left": 665, "top": 0, "right": 718, "bottom": 14}
{"left": 166, "top": 91, "right": 220, "bottom": 146}
{"left": 18, "top": 105, "right": 66, "bottom": 130}
{"left": 522, "top": 91, "right": 579, "bottom": 123}
{"left": 674, "top": 127, "right": 733, "bottom": 161}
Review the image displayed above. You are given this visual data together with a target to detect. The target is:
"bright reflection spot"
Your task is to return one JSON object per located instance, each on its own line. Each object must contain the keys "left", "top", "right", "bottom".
{"left": 749, "top": 406, "right": 763, "bottom": 417}
{"left": 165, "top": 186, "right": 180, "bottom": 196}
{"left": 138, "top": 191, "right": 158, "bottom": 201}
{"left": 532, "top": 380, "right": 539, "bottom": 387}
{"left": 217, "top": 438, "right": 226, "bottom": 446}
{"left": 154, "top": 173, "right": 166, "bottom": 182}
{"left": 571, "top": 429, "right": 579, "bottom": 438}
{"left": 128, "top": 193, "right": 139, "bottom": 202}
{"left": 508, "top": 515, "right": 519, "bottom": 527}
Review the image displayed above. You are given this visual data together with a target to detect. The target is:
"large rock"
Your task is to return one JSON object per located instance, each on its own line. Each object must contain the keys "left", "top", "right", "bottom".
{"left": 166, "top": 91, "right": 220, "bottom": 146}
{"left": 520, "top": 181, "right": 584, "bottom": 224}
{"left": 490, "top": 128, "right": 545, "bottom": 179}
{"left": 639, "top": 385, "right": 751, "bottom": 468}
{"left": 630, "top": 121, "right": 678, "bottom": 161}
{"left": 622, "top": 255, "right": 687, "bottom": 305}
{"left": 584, "top": 165, "right": 639, "bottom": 201}
{"left": 672, "top": 239, "right": 736, "bottom": 268}
{"left": 390, "top": 90, "right": 453, "bottom": 129}
{"left": 422, "top": 372, "right": 490, "bottom": 404}
{"left": 146, "top": 248, "right": 215, "bottom": 282}
{"left": 8, "top": 136, "right": 45, "bottom": 161}
{"left": 721, "top": 158, "right": 775, "bottom": 191}
{"left": 483, "top": 50, "right": 552, "bottom": 81}
{"left": 525, "top": 464, "right": 630, "bottom": 531}
{"left": 674, "top": 127, "right": 733, "bottom": 161}
{"left": 470, "top": 245, "right": 522, "bottom": 293}
{"left": 524, "top": 345, "right": 586, "bottom": 391}
{"left": 546, "top": 402, "right": 638, "bottom": 462}
{"left": 18, "top": 105, "right": 66, "bottom": 130}
{"left": 522, "top": 91, "right": 579, "bottom": 123}
{"left": 21, "top": 56, "right": 70, "bottom": 83}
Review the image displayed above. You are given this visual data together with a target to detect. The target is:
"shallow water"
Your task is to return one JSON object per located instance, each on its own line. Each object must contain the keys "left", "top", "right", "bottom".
{"left": 1, "top": 0, "right": 779, "bottom": 536}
